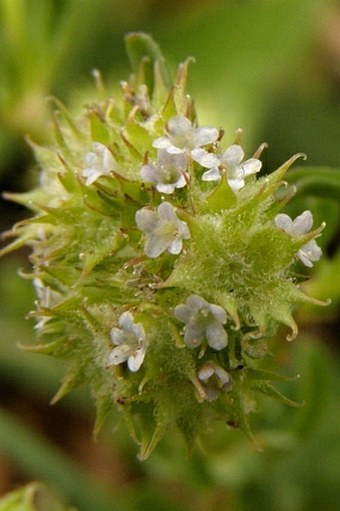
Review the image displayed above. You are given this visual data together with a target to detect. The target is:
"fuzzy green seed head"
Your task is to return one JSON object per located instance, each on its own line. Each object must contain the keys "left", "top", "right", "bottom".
{"left": 1, "top": 34, "right": 326, "bottom": 459}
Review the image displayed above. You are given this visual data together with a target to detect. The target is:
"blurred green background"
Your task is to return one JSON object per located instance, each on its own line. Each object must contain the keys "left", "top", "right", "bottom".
{"left": 0, "top": 1, "right": 339, "bottom": 510}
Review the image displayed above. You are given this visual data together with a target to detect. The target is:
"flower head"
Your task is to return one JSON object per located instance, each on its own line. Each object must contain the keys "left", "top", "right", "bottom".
{"left": 108, "top": 312, "right": 147, "bottom": 372}
{"left": 83, "top": 142, "right": 117, "bottom": 185}
{"left": 198, "top": 361, "right": 232, "bottom": 400}
{"left": 140, "top": 149, "right": 188, "bottom": 194}
{"left": 174, "top": 294, "right": 228, "bottom": 350}
{"left": 153, "top": 115, "right": 219, "bottom": 156}
{"left": 194, "top": 144, "right": 262, "bottom": 191}
{"left": 275, "top": 210, "right": 322, "bottom": 267}
{"left": 135, "top": 202, "right": 190, "bottom": 258}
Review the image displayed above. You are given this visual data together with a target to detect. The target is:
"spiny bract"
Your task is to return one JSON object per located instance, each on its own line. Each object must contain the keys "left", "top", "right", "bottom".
{"left": 1, "top": 33, "right": 326, "bottom": 459}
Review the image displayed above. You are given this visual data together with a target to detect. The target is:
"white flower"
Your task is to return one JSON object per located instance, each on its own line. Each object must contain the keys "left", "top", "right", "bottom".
{"left": 140, "top": 149, "right": 188, "bottom": 194}
{"left": 275, "top": 210, "right": 322, "bottom": 267}
{"left": 108, "top": 312, "right": 147, "bottom": 372}
{"left": 153, "top": 115, "right": 219, "bottom": 156}
{"left": 174, "top": 294, "right": 228, "bottom": 350}
{"left": 135, "top": 202, "right": 190, "bottom": 258}
{"left": 83, "top": 142, "right": 117, "bottom": 185}
{"left": 198, "top": 361, "right": 232, "bottom": 400}
{"left": 194, "top": 144, "right": 262, "bottom": 191}
{"left": 33, "top": 279, "right": 62, "bottom": 330}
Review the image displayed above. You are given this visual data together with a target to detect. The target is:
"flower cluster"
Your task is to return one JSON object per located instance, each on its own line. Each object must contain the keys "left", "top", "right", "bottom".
{"left": 135, "top": 202, "right": 190, "bottom": 258}
{"left": 140, "top": 150, "right": 188, "bottom": 194}
{"left": 198, "top": 361, "right": 232, "bottom": 401}
{"left": 275, "top": 210, "right": 322, "bottom": 267}
{"left": 153, "top": 114, "right": 219, "bottom": 155}
{"left": 108, "top": 312, "right": 147, "bottom": 372}
{"left": 139, "top": 114, "right": 263, "bottom": 194}
{"left": 197, "top": 143, "right": 262, "bottom": 190}
{"left": 83, "top": 142, "right": 117, "bottom": 185}
{"left": 174, "top": 294, "right": 228, "bottom": 351}
{"left": 1, "top": 34, "right": 326, "bottom": 459}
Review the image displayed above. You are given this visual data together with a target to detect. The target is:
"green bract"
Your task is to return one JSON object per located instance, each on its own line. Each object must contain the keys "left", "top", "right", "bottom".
{"left": 0, "top": 33, "right": 326, "bottom": 459}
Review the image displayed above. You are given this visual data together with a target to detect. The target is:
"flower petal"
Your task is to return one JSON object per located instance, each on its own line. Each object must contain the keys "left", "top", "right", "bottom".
{"left": 166, "top": 145, "right": 187, "bottom": 155}
{"left": 228, "top": 177, "right": 245, "bottom": 191}
{"left": 214, "top": 365, "right": 231, "bottom": 387}
{"left": 131, "top": 322, "right": 146, "bottom": 342}
{"left": 152, "top": 137, "right": 172, "bottom": 150}
{"left": 135, "top": 208, "right": 158, "bottom": 233}
{"left": 83, "top": 169, "right": 102, "bottom": 186}
{"left": 223, "top": 144, "right": 244, "bottom": 166}
{"left": 206, "top": 323, "right": 228, "bottom": 350}
{"left": 108, "top": 344, "right": 131, "bottom": 365}
{"left": 168, "top": 115, "right": 192, "bottom": 138}
{"left": 291, "top": 210, "right": 313, "bottom": 236}
{"left": 156, "top": 183, "right": 176, "bottom": 194}
{"left": 241, "top": 158, "right": 262, "bottom": 176}
{"left": 298, "top": 240, "right": 322, "bottom": 267}
{"left": 184, "top": 323, "right": 204, "bottom": 349}
{"left": 110, "top": 327, "right": 124, "bottom": 346}
{"left": 275, "top": 213, "right": 293, "bottom": 232}
{"left": 144, "top": 234, "right": 169, "bottom": 258}
{"left": 186, "top": 294, "right": 207, "bottom": 311}
{"left": 85, "top": 152, "right": 96, "bottom": 166}
{"left": 140, "top": 163, "right": 159, "bottom": 184}
{"left": 128, "top": 348, "right": 146, "bottom": 372}
{"left": 202, "top": 167, "right": 221, "bottom": 181}
{"left": 192, "top": 149, "right": 220, "bottom": 168}
{"left": 169, "top": 237, "right": 183, "bottom": 255}
{"left": 157, "top": 201, "right": 178, "bottom": 222}
{"left": 174, "top": 173, "right": 188, "bottom": 189}
{"left": 209, "top": 303, "right": 227, "bottom": 324}
{"left": 193, "top": 126, "right": 219, "bottom": 147}
{"left": 198, "top": 363, "right": 215, "bottom": 381}
{"left": 178, "top": 220, "right": 191, "bottom": 240}
{"left": 174, "top": 304, "right": 192, "bottom": 323}
{"left": 119, "top": 311, "right": 135, "bottom": 333}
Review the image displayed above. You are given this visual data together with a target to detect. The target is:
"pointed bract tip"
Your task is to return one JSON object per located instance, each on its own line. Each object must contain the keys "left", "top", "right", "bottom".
{"left": 286, "top": 321, "right": 298, "bottom": 341}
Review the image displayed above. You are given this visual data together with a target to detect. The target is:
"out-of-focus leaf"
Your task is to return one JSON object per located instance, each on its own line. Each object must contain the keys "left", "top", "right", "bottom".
{"left": 0, "top": 408, "right": 122, "bottom": 511}
{"left": 156, "top": 0, "right": 325, "bottom": 143}
{"left": 125, "top": 32, "right": 172, "bottom": 93}
{"left": 285, "top": 166, "right": 340, "bottom": 202}
{"left": 299, "top": 249, "right": 340, "bottom": 322}
{"left": 0, "top": 482, "right": 75, "bottom": 511}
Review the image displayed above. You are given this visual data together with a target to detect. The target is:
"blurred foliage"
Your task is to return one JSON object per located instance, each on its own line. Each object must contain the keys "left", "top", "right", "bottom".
{"left": 0, "top": 482, "right": 76, "bottom": 511}
{"left": 0, "top": 0, "right": 339, "bottom": 510}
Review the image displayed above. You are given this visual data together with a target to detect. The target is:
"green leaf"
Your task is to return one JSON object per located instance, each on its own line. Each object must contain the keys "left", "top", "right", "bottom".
{"left": 285, "top": 166, "right": 340, "bottom": 202}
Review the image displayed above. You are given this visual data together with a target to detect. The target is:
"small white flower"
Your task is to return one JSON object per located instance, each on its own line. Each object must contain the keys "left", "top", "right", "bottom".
{"left": 108, "top": 312, "right": 147, "bottom": 372}
{"left": 83, "top": 142, "right": 117, "bottom": 185}
{"left": 275, "top": 210, "right": 322, "bottom": 267}
{"left": 33, "top": 279, "right": 62, "bottom": 329}
{"left": 135, "top": 202, "right": 190, "bottom": 258}
{"left": 140, "top": 149, "right": 188, "bottom": 194}
{"left": 194, "top": 144, "right": 262, "bottom": 191}
{"left": 198, "top": 361, "right": 232, "bottom": 400}
{"left": 174, "top": 294, "right": 228, "bottom": 350}
{"left": 153, "top": 115, "right": 219, "bottom": 156}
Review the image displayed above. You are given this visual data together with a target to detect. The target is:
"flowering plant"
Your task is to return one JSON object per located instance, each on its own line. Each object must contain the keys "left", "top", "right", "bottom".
{"left": 0, "top": 33, "right": 327, "bottom": 460}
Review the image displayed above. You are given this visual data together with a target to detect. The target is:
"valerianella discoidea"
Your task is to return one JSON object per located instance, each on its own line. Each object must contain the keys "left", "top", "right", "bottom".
{"left": 0, "top": 34, "right": 327, "bottom": 459}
